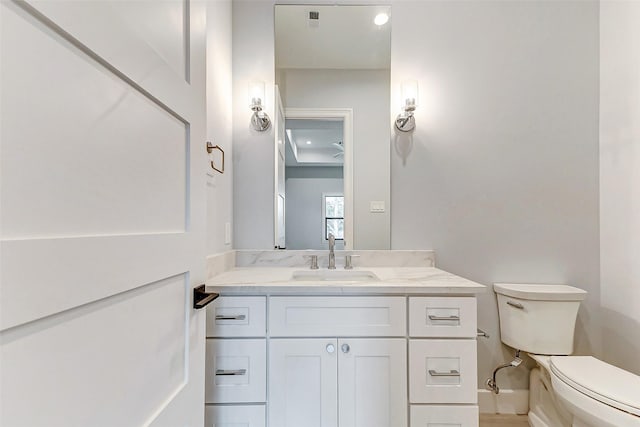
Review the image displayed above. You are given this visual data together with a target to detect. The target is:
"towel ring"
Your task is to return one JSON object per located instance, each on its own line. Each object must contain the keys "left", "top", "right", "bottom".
{"left": 206, "top": 141, "right": 224, "bottom": 174}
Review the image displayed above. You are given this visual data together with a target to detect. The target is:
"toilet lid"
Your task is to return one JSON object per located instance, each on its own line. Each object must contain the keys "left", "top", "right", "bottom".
{"left": 550, "top": 356, "right": 640, "bottom": 417}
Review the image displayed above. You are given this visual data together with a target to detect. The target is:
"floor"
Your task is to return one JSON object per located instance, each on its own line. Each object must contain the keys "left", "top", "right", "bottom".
{"left": 479, "top": 414, "right": 530, "bottom": 426}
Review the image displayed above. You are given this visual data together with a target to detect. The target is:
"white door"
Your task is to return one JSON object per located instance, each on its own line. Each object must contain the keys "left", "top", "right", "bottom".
{"left": 269, "top": 339, "right": 338, "bottom": 427}
{"left": 0, "top": 1, "right": 207, "bottom": 426}
{"left": 338, "top": 339, "right": 408, "bottom": 427}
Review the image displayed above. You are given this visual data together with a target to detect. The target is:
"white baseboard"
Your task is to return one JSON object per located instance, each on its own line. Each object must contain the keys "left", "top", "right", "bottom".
{"left": 478, "top": 389, "right": 529, "bottom": 415}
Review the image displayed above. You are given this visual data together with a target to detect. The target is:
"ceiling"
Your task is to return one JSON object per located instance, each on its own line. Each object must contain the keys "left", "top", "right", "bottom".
{"left": 285, "top": 119, "right": 344, "bottom": 167}
{"left": 275, "top": 5, "right": 391, "bottom": 70}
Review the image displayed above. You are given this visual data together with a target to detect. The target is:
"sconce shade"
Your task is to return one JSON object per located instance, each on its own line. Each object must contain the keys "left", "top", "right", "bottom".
{"left": 249, "top": 81, "right": 265, "bottom": 107}
{"left": 400, "top": 80, "right": 418, "bottom": 109}
{"left": 395, "top": 80, "right": 418, "bottom": 132}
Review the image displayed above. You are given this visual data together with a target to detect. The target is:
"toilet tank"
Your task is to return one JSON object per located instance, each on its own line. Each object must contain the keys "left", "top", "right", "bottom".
{"left": 494, "top": 283, "right": 587, "bottom": 355}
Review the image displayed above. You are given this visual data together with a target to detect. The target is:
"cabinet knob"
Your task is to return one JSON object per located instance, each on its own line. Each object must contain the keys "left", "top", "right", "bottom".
{"left": 341, "top": 343, "right": 350, "bottom": 354}
{"left": 326, "top": 343, "right": 335, "bottom": 354}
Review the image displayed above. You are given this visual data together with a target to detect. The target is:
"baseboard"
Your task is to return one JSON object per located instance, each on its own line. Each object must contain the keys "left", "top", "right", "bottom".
{"left": 478, "top": 389, "right": 529, "bottom": 415}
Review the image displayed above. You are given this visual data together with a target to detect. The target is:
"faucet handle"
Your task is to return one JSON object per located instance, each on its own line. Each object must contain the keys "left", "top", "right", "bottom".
{"left": 305, "top": 255, "right": 319, "bottom": 270}
{"left": 344, "top": 254, "right": 360, "bottom": 270}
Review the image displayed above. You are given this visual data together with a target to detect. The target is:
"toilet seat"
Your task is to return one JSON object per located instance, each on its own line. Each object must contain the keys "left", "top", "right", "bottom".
{"left": 550, "top": 356, "right": 640, "bottom": 417}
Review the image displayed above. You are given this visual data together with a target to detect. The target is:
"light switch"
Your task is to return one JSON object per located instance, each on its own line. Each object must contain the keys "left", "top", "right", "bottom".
{"left": 370, "top": 201, "right": 385, "bottom": 213}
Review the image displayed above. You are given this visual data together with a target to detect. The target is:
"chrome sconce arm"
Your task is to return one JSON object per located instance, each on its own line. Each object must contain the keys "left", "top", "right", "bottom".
{"left": 395, "top": 102, "right": 416, "bottom": 132}
{"left": 249, "top": 81, "right": 271, "bottom": 132}
{"left": 250, "top": 97, "right": 271, "bottom": 131}
{"left": 395, "top": 80, "right": 418, "bottom": 132}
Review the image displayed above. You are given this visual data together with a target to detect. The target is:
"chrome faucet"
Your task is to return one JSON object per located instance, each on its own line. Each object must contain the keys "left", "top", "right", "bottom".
{"left": 328, "top": 233, "right": 336, "bottom": 269}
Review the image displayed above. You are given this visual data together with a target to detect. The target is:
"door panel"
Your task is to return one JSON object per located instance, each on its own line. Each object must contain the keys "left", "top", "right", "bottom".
{"left": 338, "top": 339, "right": 408, "bottom": 427}
{"left": 0, "top": 0, "right": 207, "bottom": 425}
{"left": 269, "top": 339, "right": 338, "bottom": 427}
{"left": 1, "top": 275, "right": 190, "bottom": 426}
{"left": 1, "top": 4, "right": 187, "bottom": 239}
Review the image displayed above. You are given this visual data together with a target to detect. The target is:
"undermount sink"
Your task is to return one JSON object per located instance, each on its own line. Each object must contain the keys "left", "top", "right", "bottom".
{"left": 291, "top": 270, "right": 380, "bottom": 282}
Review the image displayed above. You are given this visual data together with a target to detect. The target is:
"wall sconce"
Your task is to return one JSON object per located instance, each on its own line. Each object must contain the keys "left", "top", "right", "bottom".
{"left": 249, "top": 81, "right": 271, "bottom": 131}
{"left": 395, "top": 80, "right": 418, "bottom": 132}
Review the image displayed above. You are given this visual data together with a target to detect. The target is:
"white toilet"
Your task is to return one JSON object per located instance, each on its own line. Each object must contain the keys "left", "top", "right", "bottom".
{"left": 494, "top": 283, "right": 640, "bottom": 427}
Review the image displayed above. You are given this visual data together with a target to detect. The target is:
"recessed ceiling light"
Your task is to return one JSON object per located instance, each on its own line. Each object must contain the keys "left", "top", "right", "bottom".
{"left": 374, "top": 13, "right": 389, "bottom": 26}
{"left": 306, "top": 140, "right": 312, "bottom": 145}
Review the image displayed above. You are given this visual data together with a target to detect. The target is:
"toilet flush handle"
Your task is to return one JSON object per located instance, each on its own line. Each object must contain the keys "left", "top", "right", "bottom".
{"left": 507, "top": 301, "right": 524, "bottom": 309}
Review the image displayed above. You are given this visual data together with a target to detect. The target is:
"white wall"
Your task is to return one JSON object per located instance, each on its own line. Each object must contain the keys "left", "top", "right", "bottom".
{"left": 280, "top": 69, "right": 390, "bottom": 249}
{"left": 206, "top": 0, "right": 233, "bottom": 254}
{"left": 232, "top": 0, "right": 276, "bottom": 249}
{"left": 285, "top": 167, "right": 344, "bottom": 250}
{"left": 389, "top": 0, "right": 601, "bottom": 389}
{"left": 599, "top": 0, "right": 640, "bottom": 376}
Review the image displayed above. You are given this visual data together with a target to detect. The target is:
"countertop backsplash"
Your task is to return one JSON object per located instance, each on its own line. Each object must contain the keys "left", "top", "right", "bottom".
{"left": 207, "top": 250, "right": 436, "bottom": 280}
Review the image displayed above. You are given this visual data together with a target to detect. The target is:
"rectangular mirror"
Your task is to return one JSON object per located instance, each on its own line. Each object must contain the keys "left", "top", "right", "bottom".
{"left": 274, "top": 5, "right": 391, "bottom": 250}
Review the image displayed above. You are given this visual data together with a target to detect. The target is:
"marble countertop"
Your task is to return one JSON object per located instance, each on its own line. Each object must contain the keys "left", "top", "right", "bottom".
{"left": 205, "top": 266, "right": 486, "bottom": 295}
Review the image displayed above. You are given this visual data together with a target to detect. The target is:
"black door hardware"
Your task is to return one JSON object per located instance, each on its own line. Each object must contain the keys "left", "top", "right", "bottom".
{"left": 193, "top": 284, "right": 219, "bottom": 309}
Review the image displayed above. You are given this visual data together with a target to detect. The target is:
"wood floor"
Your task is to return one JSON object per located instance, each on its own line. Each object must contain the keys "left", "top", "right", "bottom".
{"left": 479, "top": 414, "right": 530, "bottom": 426}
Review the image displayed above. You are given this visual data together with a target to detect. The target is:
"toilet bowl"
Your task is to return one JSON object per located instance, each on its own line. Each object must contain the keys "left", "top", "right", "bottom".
{"left": 550, "top": 356, "right": 640, "bottom": 427}
{"left": 494, "top": 283, "right": 640, "bottom": 427}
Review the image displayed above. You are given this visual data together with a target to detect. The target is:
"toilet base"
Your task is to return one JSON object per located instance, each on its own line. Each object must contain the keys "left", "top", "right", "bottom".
{"left": 528, "top": 366, "right": 572, "bottom": 427}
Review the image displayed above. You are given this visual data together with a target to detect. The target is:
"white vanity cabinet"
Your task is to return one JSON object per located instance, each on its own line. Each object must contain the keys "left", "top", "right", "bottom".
{"left": 205, "top": 297, "right": 267, "bottom": 427}
{"left": 205, "top": 293, "right": 479, "bottom": 427}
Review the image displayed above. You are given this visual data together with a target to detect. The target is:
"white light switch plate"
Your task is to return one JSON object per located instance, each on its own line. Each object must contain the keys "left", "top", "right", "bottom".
{"left": 370, "top": 201, "right": 385, "bottom": 213}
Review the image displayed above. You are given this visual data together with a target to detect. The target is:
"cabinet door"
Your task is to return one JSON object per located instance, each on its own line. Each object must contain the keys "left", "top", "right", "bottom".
{"left": 269, "top": 339, "right": 338, "bottom": 427}
{"left": 338, "top": 339, "right": 408, "bottom": 427}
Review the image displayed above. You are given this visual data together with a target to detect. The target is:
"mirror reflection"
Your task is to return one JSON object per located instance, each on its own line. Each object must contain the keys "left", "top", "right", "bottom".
{"left": 285, "top": 118, "right": 345, "bottom": 250}
{"left": 274, "top": 5, "right": 391, "bottom": 250}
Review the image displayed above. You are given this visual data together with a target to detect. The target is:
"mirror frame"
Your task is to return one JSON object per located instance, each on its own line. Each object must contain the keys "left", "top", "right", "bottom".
{"left": 276, "top": 107, "right": 354, "bottom": 250}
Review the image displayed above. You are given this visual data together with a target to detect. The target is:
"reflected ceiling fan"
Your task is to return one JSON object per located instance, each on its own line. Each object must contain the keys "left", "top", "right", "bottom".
{"left": 332, "top": 141, "right": 344, "bottom": 158}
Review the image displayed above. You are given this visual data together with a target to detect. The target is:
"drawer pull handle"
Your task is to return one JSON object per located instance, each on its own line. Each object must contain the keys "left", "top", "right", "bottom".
{"left": 507, "top": 301, "right": 524, "bottom": 309}
{"left": 215, "top": 314, "right": 247, "bottom": 320}
{"left": 428, "top": 315, "right": 460, "bottom": 321}
{"left": 428, "top": 369, "right": 460, "bottom": 377}
{"left": 215, "top": 369, "right": 247, "bottom": 376}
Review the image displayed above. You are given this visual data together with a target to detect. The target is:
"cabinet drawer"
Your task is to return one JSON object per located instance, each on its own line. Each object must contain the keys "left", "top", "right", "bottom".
{"left": 409, "top": 297, "right": 477, "bottom": 338}
{"left": 269, "top": 296, "right": 406, "bottom": 337}
{"left": 205, "top": 405, "right": 265, "bottom": 427}
{"left": 409, "top": 340, "right": 477, "bottom": 404}
{"left": 410, "top": 405, "right": 478, "bottom": 427}
{"left": 205, "top": 339, "right": 266, "bottom": 403}
{"left": 206, "top": 296, "right": 266, "bottom": 337}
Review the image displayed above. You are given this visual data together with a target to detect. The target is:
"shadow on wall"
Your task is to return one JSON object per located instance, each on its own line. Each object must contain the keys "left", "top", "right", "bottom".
{"left": 573, "top": 304, "right": 599, "bottom": 358}
{"left": 600, "top": 307, "right": 640, "bottom": 375}
{"left": 393, "top": 130, "right": 413, "bottom": 166}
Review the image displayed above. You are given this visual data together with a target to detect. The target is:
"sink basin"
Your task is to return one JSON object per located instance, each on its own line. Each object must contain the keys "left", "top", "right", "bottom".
{"left": 291, "top": 270, "right": 380, "bottom": 282}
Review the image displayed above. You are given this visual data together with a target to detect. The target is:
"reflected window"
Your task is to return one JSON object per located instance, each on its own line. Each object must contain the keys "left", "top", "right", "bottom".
{"left": 324, "top": 195, "right": 344, "bottom": 240}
